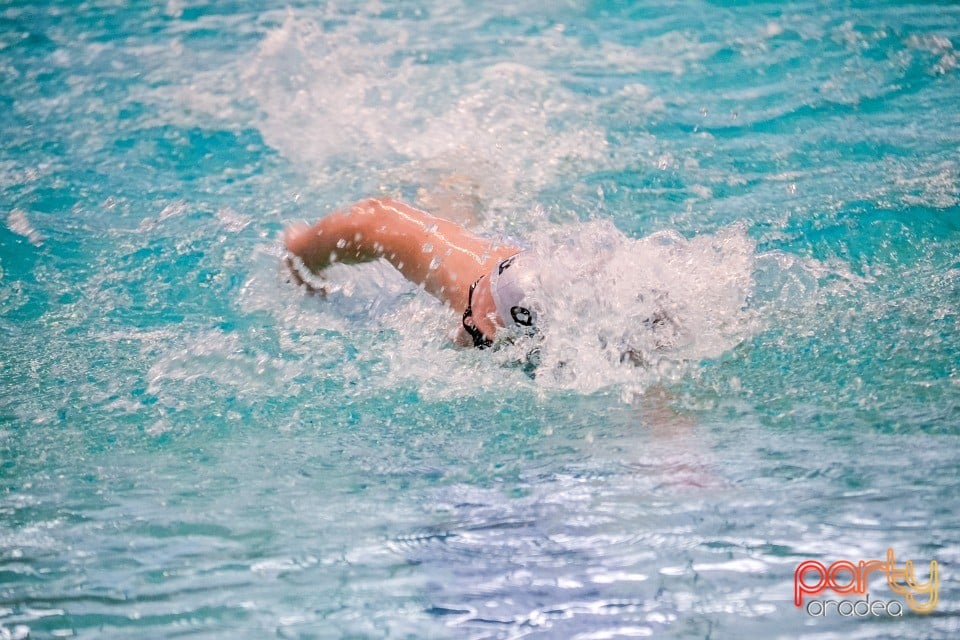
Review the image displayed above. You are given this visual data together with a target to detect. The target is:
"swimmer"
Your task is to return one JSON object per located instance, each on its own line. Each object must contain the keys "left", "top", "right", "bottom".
{"left": 283, "top": 197, "right": 540, "bottom": 348}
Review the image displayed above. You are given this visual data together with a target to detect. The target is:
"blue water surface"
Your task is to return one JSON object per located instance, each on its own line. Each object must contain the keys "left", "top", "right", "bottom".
{"left": 2, "top": 1, "right": 959, "bottom": 638}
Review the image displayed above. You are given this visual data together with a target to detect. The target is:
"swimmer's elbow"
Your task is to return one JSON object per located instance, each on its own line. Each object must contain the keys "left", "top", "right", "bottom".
{"left": 342, "top": 198, "right": 395, "bottom": 237}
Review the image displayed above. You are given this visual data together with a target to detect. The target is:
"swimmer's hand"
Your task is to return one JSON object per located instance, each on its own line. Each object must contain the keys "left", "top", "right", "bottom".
{"left": 282, "top": 254, "right": 328, "bottom": 297}
{"left": 283, "top": 220, "right": 330, "bottom": 296}
{"left": 284, "top": 221, "right": 316, "bottom": 266}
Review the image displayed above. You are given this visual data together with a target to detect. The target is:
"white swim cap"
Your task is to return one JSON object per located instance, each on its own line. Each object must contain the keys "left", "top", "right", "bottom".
{"left": 488, "top": 252, "right": 540, "bottom": 330}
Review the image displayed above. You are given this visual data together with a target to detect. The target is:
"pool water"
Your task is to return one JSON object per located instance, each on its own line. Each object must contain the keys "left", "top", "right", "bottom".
{"left": 2, "top": 1, "right": 959, "bottom": 638}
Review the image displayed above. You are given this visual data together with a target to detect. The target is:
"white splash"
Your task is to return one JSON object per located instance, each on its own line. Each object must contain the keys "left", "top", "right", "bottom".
{"left": 240, "top": 10, "right": 609, "bottom": 210}
{"left": 506, "top": 220, "right": 759, "bottom": 394}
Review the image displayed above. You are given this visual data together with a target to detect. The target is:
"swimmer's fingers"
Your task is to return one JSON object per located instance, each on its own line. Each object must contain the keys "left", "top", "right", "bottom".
{"left": 283, "top": 254, "right": 328, "bottom": 298}
{"left": 283, "top": 221, "right": 326, "bottom": 271}
{"left": 283, "top": 254, "right": 306, "bottom": 285}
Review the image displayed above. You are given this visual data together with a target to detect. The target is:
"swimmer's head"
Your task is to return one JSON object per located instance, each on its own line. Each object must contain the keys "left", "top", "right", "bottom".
{"left": 454, "top": 251, "right": 540, "bottom": 348}
{"left": 488, "top": 252, "right": 540, "bottom": 332}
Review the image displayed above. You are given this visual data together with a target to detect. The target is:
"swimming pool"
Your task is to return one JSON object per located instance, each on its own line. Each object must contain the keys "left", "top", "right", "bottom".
{"left": 1, "top": 0, "right": 958, "bottom": 637}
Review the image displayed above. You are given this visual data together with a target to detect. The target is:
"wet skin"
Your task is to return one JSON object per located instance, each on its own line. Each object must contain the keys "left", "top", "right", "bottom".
{"left": 284, "top": 197, "right": 518, "bottom": 345}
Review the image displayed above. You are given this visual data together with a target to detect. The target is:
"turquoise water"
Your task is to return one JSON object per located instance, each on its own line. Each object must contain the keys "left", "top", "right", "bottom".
{"left": 2, "top": 0, "right": 959, "bottom": 638}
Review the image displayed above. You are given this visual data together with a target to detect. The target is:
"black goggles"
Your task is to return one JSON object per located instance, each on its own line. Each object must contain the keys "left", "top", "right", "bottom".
{"left": 461, "top": 276, "right": 493, "bottom": 349}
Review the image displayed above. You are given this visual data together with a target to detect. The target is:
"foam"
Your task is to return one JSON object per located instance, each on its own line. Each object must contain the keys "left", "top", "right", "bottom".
{"left": 240, "top": 11, "right": 610, "bottom": 211}
{"left": 508, "top": 220, "right": 760, "bottom": 395}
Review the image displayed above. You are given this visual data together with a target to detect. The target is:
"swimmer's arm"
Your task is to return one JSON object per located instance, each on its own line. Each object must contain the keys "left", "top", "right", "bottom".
{"left": 284, "top": 198, "right": 517, "bottom": 310}
{"left": 284, "top": 200, "right": 385, "bottom": 271}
